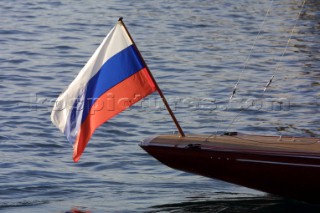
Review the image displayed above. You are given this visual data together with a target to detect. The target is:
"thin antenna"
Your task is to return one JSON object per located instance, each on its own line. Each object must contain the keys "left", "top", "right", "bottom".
{"left": 226, "top": 0, "right": 307, "bottom": 132}
{"left": 229, "top": 0, "right": 275, "bottom": 100}
{"left": 262, "top": 0, "right": 307, "bottom": 96}
{"left": 207, "top": 0, "right": 275, "bottom": 140}
{"left": 118, "top": 17, "right": 185, "bottom": 137}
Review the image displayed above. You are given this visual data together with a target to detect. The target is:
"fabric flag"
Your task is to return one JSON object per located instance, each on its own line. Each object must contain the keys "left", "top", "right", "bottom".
{"left": 51, "top": 20, "right": 157, "bottom": 162}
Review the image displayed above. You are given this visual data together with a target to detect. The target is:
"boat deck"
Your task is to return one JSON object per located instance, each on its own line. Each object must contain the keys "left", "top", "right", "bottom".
{"left": 142, "top": 134, "right": 320, "bottom": 155}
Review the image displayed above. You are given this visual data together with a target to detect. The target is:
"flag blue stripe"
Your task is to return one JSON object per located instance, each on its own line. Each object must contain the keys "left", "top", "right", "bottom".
{"left": 64, "top": 45, "right": 144, "bottom": 144}
{"left": 81, "top": 44, "right": 144, "bottom": 122}
{"left": 64, "top": 92, "right": 84, "bottom": 145}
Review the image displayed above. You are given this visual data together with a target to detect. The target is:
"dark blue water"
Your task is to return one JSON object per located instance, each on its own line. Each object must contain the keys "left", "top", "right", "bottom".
{"left": 1, "top": 0, "right": 320, "bottom": 212}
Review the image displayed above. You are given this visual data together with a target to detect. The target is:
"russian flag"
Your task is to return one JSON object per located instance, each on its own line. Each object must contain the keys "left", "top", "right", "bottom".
{"left": 51, "top": 20, "right": 156, "bottom": 162}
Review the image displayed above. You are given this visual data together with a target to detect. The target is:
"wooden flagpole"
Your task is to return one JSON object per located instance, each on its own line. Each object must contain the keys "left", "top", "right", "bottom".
{"left": 118, "top": 17, "right": 185, "bottom": 137}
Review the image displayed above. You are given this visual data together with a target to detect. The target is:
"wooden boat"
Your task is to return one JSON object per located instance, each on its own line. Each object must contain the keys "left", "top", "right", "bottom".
{"left": 140, "top": 133, "right": 320, "bottom": 203}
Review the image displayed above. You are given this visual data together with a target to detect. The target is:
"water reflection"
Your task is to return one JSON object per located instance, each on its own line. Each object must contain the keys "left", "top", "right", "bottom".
{"left": 65, "top": 208, "right": 91, "bottom": 213}
{"left": 149, "top": 197, "right": 320, "bottom": 213}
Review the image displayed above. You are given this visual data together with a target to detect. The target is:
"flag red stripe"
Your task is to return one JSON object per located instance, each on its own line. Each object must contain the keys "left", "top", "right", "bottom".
{"left": 73, "top": 68, "right": 156, "bottom": 162}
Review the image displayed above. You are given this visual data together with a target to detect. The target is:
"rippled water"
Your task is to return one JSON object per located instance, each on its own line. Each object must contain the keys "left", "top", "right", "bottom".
{"left": 1, "top": 0, "right": 320, "bottom": 212}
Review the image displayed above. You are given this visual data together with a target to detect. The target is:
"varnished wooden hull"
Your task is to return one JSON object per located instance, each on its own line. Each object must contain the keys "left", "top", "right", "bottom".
{"left": 140, "top": 134, "right": 320, "bottom": 203}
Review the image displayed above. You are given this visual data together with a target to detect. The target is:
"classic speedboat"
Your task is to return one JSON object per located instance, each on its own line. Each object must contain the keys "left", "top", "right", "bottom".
{"left": 140, "top": 133, "right": 320, "bottom": 203}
